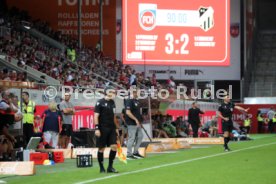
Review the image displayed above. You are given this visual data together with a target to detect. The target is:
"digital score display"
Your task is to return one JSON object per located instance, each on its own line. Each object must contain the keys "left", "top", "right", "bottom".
{"left": 122, "top": 0, "right": 230, "bottom": 66}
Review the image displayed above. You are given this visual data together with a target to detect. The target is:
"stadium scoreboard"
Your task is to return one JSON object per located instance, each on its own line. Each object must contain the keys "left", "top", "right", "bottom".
{"left": 122, "top": 0, "right": 230, "bottom": 66}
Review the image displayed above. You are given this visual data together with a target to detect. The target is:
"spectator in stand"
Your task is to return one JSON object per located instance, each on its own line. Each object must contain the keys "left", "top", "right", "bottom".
{"left": 0, "top": 70, "right": 3, "bottom": 80}
{"left": 173, "top": 116, "right": 189, "bottom": 137}
{"left": 11, "top": 94, "right": 23, "bottom": 130}
{"left": 41, "top": 101, "right": 62, "bottom": 149}
{"left": 129, "top": 70, "right": 137, "bottom": 86}
{"left": 202, "top": 116, "right": 218, "bottom": 137}
{"left": 2, "top": 68, "right": 10, "bottom": 80}
{"left": 152, "top": 120, "right": 169, "bottom": 138}
{"left": 9, "top": 70, "right": 17, "bottom": 81}
{"left": 151, "top": 73, "right": 157, "bottom": 87}
{"left": 161, "top": 115, "right": 177, "bottom": 137}
{"left": 167, "top": 76, "right": 176, "bottom": 94}
{"left": 22, "top": 72, "right": 28, "bottom": 81}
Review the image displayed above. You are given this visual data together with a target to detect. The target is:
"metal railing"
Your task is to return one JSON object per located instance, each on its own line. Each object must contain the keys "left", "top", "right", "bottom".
{"left": 0, "top": 26, "right": 11, "bottom": 37}
{"left": 0, "top": 53, "right": 60, "bottom": 85}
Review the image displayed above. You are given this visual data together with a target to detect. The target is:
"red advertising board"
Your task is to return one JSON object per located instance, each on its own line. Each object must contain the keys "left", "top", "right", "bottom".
{"left": 233, "top": 104, "right": 276, "bottom": 133}
{"left": 123, "top": 0, "right": 230, "bottom": 66}
{"left": 166, "top": 104, "right": 276, "bottom": 134}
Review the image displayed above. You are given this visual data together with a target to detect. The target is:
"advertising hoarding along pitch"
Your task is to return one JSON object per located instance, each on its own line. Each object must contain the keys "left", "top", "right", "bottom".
{"left": 123, "top": 0, "right": 230, "bottom": 66}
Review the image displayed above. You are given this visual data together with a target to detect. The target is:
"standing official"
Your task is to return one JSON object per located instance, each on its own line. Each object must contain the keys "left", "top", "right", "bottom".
{"left": 218, "top": 95, "right": 248, "bottom": 151}
{"left": 188, "top": 102, "right": 204, "bottom": 137}
{"left": 243, "top": 115, "right": 251, "bottom": 134}
{"left": 125, "top": 89, "right": 144, "bottom": 159}
{"left": 94, "top": 87, "right": 119, "bottom": 173}
{"left": 59, "top": 93, "right": 75, "bottom": 148}
{"left": 267, "top": 108, "right": 275, "bottom": 133}
{"left": 257, "top": 111, "right": 264, "bottom": 133}
{"left": 19, "top": 91, "right": 36, "bottom": 146}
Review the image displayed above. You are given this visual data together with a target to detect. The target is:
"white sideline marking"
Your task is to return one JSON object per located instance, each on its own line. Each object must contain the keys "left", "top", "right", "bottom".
{"left": 0, "top": 180, "right": 7, "bottom": 184}
{"left": 75, "top": 142, "right": 276, "bottom": 184}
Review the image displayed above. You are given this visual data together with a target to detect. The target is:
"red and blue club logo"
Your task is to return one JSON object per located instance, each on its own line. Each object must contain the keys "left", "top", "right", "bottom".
{"left": 139, "top": 10, "right": 156, "bottom": 31}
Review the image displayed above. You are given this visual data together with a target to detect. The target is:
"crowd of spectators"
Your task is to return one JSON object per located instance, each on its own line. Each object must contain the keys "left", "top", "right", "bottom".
{"left": 151, "top": 114, "right": 219, "bottom": 138}
{"left": 152, "top": 114, "right": 190, "bottom": 138}
{"left": 0, "top": 68, "right": 28, "bottom": 82}
{"left": 0, "top": 7, "right": 183, "bottom": 92}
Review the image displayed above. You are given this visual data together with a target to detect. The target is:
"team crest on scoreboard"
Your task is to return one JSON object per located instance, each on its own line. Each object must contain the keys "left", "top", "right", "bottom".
{"left": 139, "top": 4, "right": 157, "bottom": 31}
{"left": 198, "top": 6, "right": 215, "bottom": 32}
{"left": 230, "top": 23, "right": 240, "bottom": 37}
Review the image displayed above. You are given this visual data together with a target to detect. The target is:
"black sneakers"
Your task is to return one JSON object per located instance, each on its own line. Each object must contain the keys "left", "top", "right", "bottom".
{"left": 100, "top": 166, "right": 106, "bottom": 173}
{"left": 127, "top": 153, "right": 144, "bottom": 159}
{"left": 133, "top": 153, "right": 144, "bottom": 159}
{"left": 224, "top": 145, "right": 231, "bottom": 152}
{"left": 127, "top": 155, "right": 137, "bottom": 160}
{"left": 107, "top": 167, "right": 119, "bottom": 173}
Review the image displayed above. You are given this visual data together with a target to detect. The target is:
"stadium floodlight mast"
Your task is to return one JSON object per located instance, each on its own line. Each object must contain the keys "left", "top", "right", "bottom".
{"left": 99, "top": 0, "right": 103, "bottom": 51}
{"left": 78, "top": 0, "right": 82, "bottom": 49}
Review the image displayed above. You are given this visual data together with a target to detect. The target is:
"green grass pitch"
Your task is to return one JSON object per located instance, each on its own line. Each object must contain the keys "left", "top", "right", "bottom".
{"left": 1, "top": 134, "right": 276, "bottom": 184}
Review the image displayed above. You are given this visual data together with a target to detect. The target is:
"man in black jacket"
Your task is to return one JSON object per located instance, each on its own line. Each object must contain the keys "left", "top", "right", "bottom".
{"left": 188, "top": 102, "right": 204, "bottom": 137}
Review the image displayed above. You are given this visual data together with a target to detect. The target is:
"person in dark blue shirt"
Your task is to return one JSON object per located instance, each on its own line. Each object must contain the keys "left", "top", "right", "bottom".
{"left": 42, "top": 102, "right": 62, "bottom": 149}
{"left": 218, "top": 95, "right": 249, "bottom": 151}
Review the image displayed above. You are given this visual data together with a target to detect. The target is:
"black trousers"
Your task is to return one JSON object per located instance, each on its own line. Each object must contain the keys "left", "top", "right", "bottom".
{"left": 244, "top": 126, "right": 251, "bottom": 134}
{"left": 191, "top": 124, "right": 199, "bottom": 138}
{"left": 257, "top": 121, "right": 263, "bottom": 133}
{"left": 23, "top": 123, "right": 34, "bottom": 146}
{"left": 268, "top": 120, "right": 274, "bottom": 133}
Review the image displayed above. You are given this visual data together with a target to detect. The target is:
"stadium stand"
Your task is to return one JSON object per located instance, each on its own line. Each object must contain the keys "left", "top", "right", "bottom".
{"left": 249, "top": 31, "right": 276, "bottom": 97}
{"left": 0, "top": 7, "right": 187, "bottom": 92}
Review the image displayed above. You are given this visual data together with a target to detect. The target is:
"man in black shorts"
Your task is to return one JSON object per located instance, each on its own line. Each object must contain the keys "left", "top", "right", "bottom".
{"left": 59, "top": 93, "right": 75, "bottom": 148}
{"left": 218, "top": 95, "right": 248, "bottom": 151}
{"left": 94, "top": 87, "right": 119, "bottom": 173}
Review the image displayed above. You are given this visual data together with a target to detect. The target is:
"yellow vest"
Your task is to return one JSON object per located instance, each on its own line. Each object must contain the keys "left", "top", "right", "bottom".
{"left": 244, "top": 119, "right": 251, "bottom": 127}
{"left": 19, "top": 101, "right": 35, "bottom": 124}
{"left": 257, "top": 115, "right": 263, "bottom": 122}
{"left": 71, "top": 49, "right": 76, "bottom": 62}
{"left": 273, "top": 117, "right": 276, "bottom": 123}
{"left": 67, "top": 49, "right": 76, "bottom": 62}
